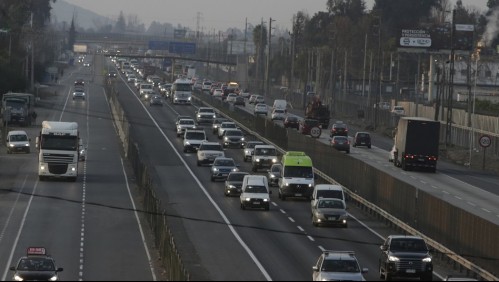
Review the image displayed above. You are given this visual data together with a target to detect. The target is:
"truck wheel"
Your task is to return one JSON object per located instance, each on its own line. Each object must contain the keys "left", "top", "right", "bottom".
{"left": 39, "top": 176, "right": 45, "bottom": 181}
{"left": 421, "top": 273, "right": 433, "bottom": 281}
{"left": 197, "top": 160, "right": 201, "bottom": 166}
{"left": 69, "top": 177, "right": 77, "bottom": 182}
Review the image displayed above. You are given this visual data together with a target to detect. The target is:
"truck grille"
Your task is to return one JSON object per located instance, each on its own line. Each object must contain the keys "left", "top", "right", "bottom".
{"left": 49, "top": 164, "right": 69, "bottom": 175}
{"left": 43, "top": 153, "right": 74, "bottom": 164}
{"left": 396, "top": 259, "right": 424, "bottom": 271}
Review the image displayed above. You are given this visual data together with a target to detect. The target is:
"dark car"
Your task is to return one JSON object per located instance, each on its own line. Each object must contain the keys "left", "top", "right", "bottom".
{"left": 107, "top": 71, "right": 117, "bottom": 78}
{"left": 212, "top": 117, "right": 229, "bottom": 134}
{"left": 267, "top": 164, "right": 282, "bottom": 187}
{"left": 379, "top": 235, "right": 433, "bottom": 281}
{"left": 74, "top": 79, "right": 85, "bottom": 87}
{"left": 331, "top": 136, "right": 350, "bottom": 153}
{"left": 224, "top": 172, "right": 250, "bottom": 196}
{"left": 299, "top": 119, "right": 320, "bottom": 135}
{"left": 10, "top": 247, "right": 64, "bottom": 281}
{"left": 149, "top": 95, "right": 163, "bottom": 106}
{"left": 234, "top": 96, "right": 245, "bottom": 106}
{"left": 353, "top": 132, "right": 371, "bottom": 148}
{"left": 284, "top": 116, "right": 300, "bottom": 129}
{"left": 330, "top": 122, "right": 349, "bottom": 137}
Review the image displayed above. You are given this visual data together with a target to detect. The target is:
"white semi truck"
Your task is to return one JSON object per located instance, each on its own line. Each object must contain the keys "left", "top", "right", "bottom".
{"left": 37, "top": 121, "right": 79, "bottom": 182}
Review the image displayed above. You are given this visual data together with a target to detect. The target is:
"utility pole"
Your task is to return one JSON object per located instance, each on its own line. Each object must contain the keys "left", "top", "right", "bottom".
{"left": 374, "top": 14, "right": 382, "bottom": 130}
{"left": 244, "top": 18, "right": 248, "bottom": 90}
{"left": 446, "top": 10, "right": 456, "bottom": 148}
{"left": 362, "top": 33, "right": 368, "bottom": 98}
{"left": 290, "top": 28, "right": 295, "bottom": 96}
{"left": 266, "top": 17, "right": 275, "bottom": 97}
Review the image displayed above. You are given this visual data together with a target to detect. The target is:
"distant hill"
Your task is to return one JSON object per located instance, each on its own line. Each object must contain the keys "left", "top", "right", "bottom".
{"left": 51, "top": 0, "right": 112, "bottom": 31}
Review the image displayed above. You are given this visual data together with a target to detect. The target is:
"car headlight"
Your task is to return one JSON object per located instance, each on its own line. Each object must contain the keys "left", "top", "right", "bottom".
{"left": 49, "top": 275, "right": 58, "bottom": 281}
{"left": 272, "top": 158, "right": 277, "bottom": 163}
{"left": 309, "top": 184, "right": 313, "bottom": 188}
{"left": 245, "top": 150, "right": 250, "bottom": 154}
{"left": 245, "top": 198, "right": 251, "bottom": 202}
{"left": 25, "top": 144, "right": 30, "bottom": 147}
{"left": 185, "top": 141, "right": 190, "bottom": 146}
{"left": 40, "top": 165, "right": 46, "bottom": 171}
{"left": 270, "top": 174, "right": 275, "bottom": 178}
{"left": 200, "top": 153, "right": 206, "bottom": 157}
{"left": 9, "top": 144, "right": 15, "bottom": 147}
{"left": 197, "top": 114, "right": 201, "bottom": 118}
{"left": 285, "top": 183, "right": 289, "bottom": 187}
{"left": 232, "top": 168, "right": 238, "bottom": 172}
{"left": 213, "top": 115, "right": 216, "bottom": 118}
{"left": 188, "top": 97, "right": 192, "bottom": 101}
{"left": 263, "top": 198, "right": 269, "bottom": 202}
{"left": 256, "top": 159, "right": 260, "bottom": 162}
{"left": 388, "top": 256, "right": 400, "bottom": 262}
{"left": 14, "top": 274, "right": 23, "bottom": 281}
{"left": 71, "top": 167, "right": 77, "bottom": 172}
{"left": 241, "top": 137, "right": 245, "bottom": 141}
{"left": 422, "top": 257, "right": 432, "bottom": 263}
{"left": 212, "top": 168, "right": 219, "bottom": 172}
{"left": 228, "top": 185, "right": 236, "bottom": 189}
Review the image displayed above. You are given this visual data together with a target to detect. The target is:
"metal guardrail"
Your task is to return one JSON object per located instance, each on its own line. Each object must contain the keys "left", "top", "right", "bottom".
{"left": 192, "top": 93, "right": 498, "bottom": 281}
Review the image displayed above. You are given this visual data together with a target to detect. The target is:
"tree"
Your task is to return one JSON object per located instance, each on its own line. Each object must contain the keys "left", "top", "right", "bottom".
{"left": 114, "top": 11, "right": 126, "bottom": 33}
{"left": 327, "top": 0, "right": 366, "bottom": 21}
{"left": 67, "top": 16, "right": 76, "bottom": 51}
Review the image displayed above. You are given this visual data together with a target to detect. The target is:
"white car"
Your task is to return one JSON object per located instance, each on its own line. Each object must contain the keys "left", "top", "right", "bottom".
{"left": 313, "top": 251, "right": 368, "bottom": 281}
{"left": 176, "top": 119, "right": 196, "bottom": 137}
{"left": 217, "top": 122, "right": 238, "bottom": 139}
{"left": 255, "top": 95, "right": 265, "bottom": 104}
{"left": 240, "top": 92, "right": 250, "bottom": 99}
{"left": 6, "top": 131, "right": 30, "bottom": 154}
{"left": 213, "top": 89, "right": 223, "bottom": 97}
{"left": 391, "top": 106, "right": 405, "bottom": 115}
{"left": 226, "top": 93, "right": 238, "bottom": 103}
{"left": 183, "top": 130, "right": 207, "bottom": 153}
{"left": 254, "top": 104, "right": 268, "bottom": 116}
{"left": 240, "top": 175, "right": 271, "bottom": 211}
{"left": 271, "top": 109, "right": 286, "bottom": 120}
{"left": 197, "top": 142, "right": 225, "bottom": 166}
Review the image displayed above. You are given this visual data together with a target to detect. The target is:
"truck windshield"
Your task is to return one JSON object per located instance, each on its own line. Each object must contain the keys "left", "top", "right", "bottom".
{"left": 41, "top": 135, "right": 78, "bottom": 151}
{"left": 6, "top": 100, "right": 24, "bottom": 109}
{"left": 284, "top": 166, "right": 313, "bottom": 178}
{"left": 175, "top": 84, "right": 192, "bottom": 91}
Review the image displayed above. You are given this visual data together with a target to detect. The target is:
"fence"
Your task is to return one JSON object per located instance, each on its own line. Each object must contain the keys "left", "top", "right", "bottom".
{"left": 106, "top": 81, "right": 190, "bottom": 281}
{"left": 193, "top": 91, "right": 499, "bottom": 280}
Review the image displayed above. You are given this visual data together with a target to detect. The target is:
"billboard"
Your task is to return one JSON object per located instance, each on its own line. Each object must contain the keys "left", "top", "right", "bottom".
{"left": 73, "top": 44, "right": 87, "bottom": 53}
{"left": 148, "top": 40, "right": 169, "bottom": 50}
{"left": 169, "top": 42, "right": 196, "bottom": 54}
{"left": 399, "top": 25, "right": 474, "bottom": 52}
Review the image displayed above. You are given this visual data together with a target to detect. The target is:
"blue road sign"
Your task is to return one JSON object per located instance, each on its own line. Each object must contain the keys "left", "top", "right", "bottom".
{"left": 148, "top": 40, "right": 170, "bottom": 50}
{"left": 169, "top": 42, "right": 196, "bottom": 54}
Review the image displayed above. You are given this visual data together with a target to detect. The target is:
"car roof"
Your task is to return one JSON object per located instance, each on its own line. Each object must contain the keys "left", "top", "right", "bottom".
{"left": 179, "top": 118, "right": 195, "bottom": 122}
{"left": 201, "top": 141, "right": 222, "bottom": 145}
{"left": 8, "top": 130, "right": 28, "bottom": 135}
{"left": 388, "top": 235, "right": 425, "bottom": 240}
{"left": 322, "top": 251, "right": 357, "bottom": 261}
{"left": 221, "top": 122, "right": 236, "bottom": 125}
{"left": 254, "top": 145, "right": 275, "bottom": 149}
{"left": 247, "top": 141, "right": 264, "bottom": 144}
{"left": 244, "top": 174, "right": 267, "bottom": 183}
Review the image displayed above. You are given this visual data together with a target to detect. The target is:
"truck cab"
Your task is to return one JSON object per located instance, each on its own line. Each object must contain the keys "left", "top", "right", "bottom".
{"left": 171, "top": 78, "right": 193, "bottom": 104}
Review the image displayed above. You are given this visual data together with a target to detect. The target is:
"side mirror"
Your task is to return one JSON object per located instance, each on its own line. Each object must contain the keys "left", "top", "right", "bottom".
{"left": 312, "top": 266, "right": 318, "bottom": 272}
{"left": 380, "top": 245, "right": 387, "bottom": 251}
{"left": 361, "top": 268, "right": 368, "bottom": 274}
{"left": 9, "top": 266, "right": 15, "bottom": 271}
{"left": 35, "top": 136, "right": 40, "bottom": 149}
{"left": 57, "top": 268, "right": 64, "bottom": 272}
{"left": 269, "top": 190, "right": 272, "bottom": 195}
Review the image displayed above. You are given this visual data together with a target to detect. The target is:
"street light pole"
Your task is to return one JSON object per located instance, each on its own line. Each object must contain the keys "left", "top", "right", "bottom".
{"left": 266, "top": 17, "right": 275, "bottom": 97}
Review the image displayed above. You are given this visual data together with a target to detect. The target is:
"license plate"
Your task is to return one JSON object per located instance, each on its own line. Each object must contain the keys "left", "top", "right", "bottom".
{"left": 418, "top": 158, "right": 425, "bottom": 162}
{"left": 361, "top": 142, "right": 365, "bottom": 144}
{"left": 406, "top": 269, "right": 416, "bottom": 274}
{"left": 221, "top": 173, "right": 228, "bottom": 176}
{"left": 328, "top": 217, "right": 337, "bottom": 221}
{"left": 295, "top": 193, "right": 302, "bottom": 197}
{"left": 253, "top": 202, "right": 261, "bottom": 205}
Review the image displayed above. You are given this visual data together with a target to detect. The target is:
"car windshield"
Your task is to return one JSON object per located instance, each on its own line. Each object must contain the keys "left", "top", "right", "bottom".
{"left": 185, "top": 132, "right": 205, "bottom": 140}
{"left": 200, "top": 108, "right": 214, "bottom": 113}
{"left": 214, "top": 119, "right": 228, "bottom": 125}
{"left": 357, "top": 133, "right": 369, "bottom": 138}
{"left": 321, "top": 259, "right": 359, "bottom": 273}
{"left": 271, "top": 165, "right": 282, "bottom": 172}
{"left": 334, "top": 124, "right": 347, "bottom": 129}
{"left": 390, "top": 239, "right": 428, "bottom": 252}
{"left": 17, "top": 258, "right": 55, "bottom": 271}
{"left": 283, "top": 166, "right": 313, "bottom": 178}
{"left": 287, "top": 117, "right": 298, "bottom": 122}
{"left": 274, "top": 110, "right": 285, "bottom": 114}
{"left": 214, "top": 159, "right": 235, "bottom": 167}
{"left": 141, "top": 84, "right": 153, "bottom": 89}
{"left": 222, "top": 123, "right": 236, "bottom": 128}
{"left": 228, "top": 173, "right": 247, "bottom": 181}
{"left": 254, "top": 148, "right": 276, "bottom": 156}
{"left": 10, "top": 135, "right": 28, "bottom": 142}
{"left": 317, "top": 190, "right": 343, "bottom": 200}
{"left": 247, "top": 142, "right": 263, "bottom": 149}
{"left": 305, "top": 120, "right": 319, "bottom": 126}
{"left": 333, "top": 137, "right": 348, "bottom": 142}
{"left": 226, "top": 131, "right": 242, "bottom": 137}
{"left": 201, "top": 145, "right": 222, "bottom": 151}
{"left": 179, "top": 120, "right": 194, "bottom": 125}
{"left": 245, "top": 185, "right": 268, "bottom": 193}
{"left": 318, "top": 199, "right": 345, "bottom": 209}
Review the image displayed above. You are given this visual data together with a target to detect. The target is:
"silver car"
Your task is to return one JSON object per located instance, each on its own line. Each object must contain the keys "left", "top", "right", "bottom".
{"left": 311, "top": 198, "right": 348, "bottom": 227}
{"left": 312, "top": 251, "right": 368, "bottom": 281}
{"left": 210, "top": 157, "right": 239, "bottom": 182}
{"left": 176, "top": 119, "right": 196, "bottom": 137}
{"left": 243, "top": 141, "right": 265, "bottom": 162}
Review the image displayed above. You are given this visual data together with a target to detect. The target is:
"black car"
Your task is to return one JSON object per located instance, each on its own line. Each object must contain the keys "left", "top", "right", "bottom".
{"left": 284, "top": 116, "right": 300, "bottom": 129}
{"left": 267, "top": 164, "right": 282, "bottom": 187}
{"left": 224, "top": 172, "right": 250, "bottom": 196}
{"left": 107, "top": 71, "right": 117, "bottom": 78}
{"left": 353, "top": 132, "right": 371, "bottom": 148}
{"left": 331, "top": 136, "right": 350, "bottom": 153}
{"left": 10, "top": 247, "right": 63, "bottom": 281}
{"left": 330, "top": 122, "right": 348, "bottom": 137}
{"left": 234, "top": 96, "right": 246, "bottom": 106}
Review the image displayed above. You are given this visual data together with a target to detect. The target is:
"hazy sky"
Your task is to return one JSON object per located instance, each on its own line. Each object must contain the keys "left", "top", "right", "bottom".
{"left": 63, "top": 0, "right": 488, "bottom": 31}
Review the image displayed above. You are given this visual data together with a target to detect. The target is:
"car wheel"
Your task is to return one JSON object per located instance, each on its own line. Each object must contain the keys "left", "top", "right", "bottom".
{"left": 421, "top": 273, "right": 433, "bottom": 281}
{"left": 265, "top": 204, "right": 270, "bottom": 211}
{"left": 197, "top": 160, "right": 201, "bottom": 166}
{"left": 368, "top": 145, "right": 372, "bottom": 149}
{"left": 39, "top": 176, "right": 46, "bottom": 181}
{"left": 211, "top": 176, "right": 215, "bottom": 182}
{"left": 379, "top": 263, "right": 384, "bottom": 279}
{"left": 347, "top": 150, "right": 350, "bottom": 154}
{"left": 183, "top": 147, "right": 187, "bottom": 153}
{"left": 312, "top": 216, "right": 318, "bottom": 227}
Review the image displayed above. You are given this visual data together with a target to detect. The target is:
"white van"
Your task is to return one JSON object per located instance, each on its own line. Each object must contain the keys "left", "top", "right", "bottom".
{"left": 240, "top": 175, "right": 271, "bottom": 211}
{"left": 139, "top": 83, "right": 154, "bottom": 99}
{"left": 273, "top": 99, "right": 287, "bottom": 112}
{"left": 6, "top": 130, "right": 30, "bottom": 154}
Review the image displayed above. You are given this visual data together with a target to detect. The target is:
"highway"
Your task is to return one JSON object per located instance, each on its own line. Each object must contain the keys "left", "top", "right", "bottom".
{"left": 0, "top": 57, "right": 156, "bottom": 280}
{"left": 109, "top": 56, "right": 459, "bottom": 281}
{"left": 233, "top": 95, "right": 499, "bottom": 225}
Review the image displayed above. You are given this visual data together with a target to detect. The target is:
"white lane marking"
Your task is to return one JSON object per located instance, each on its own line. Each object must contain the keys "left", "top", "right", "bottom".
{"left": 467, "top": 202, "right": 476, "bottom": 207}
{"left": 431, "top": 185, "right": 439, "bottom": 189}
{"left": 271, "top": 202, "right": 278, "bottom": 207}
{"left": 482, "top": 208, "right": 491, "bottom": 213}
{"left": 318, "top": 246, "right": 326, "bottom": 252}
{"left": 297, "top": 226, "right": 305, "bottom": 232}
{"left": 454, "top": 196, "right": 463, "bottom": 200}
{"left": 120, "top": 79, "right": 272, "bottom": 281}
{"left": 1, "top": 181, "right": 40, "bottom": 281}
{"left": 307, "top": 236, "right": 315, "bottom": 242}
{"left": 59, "top": 86, "right": 73, "bottom": 121}
{"left": 288, "top": 217, "right": 295, "bottom": 223}
{"left": 120, "top": 158, "right": 157, "bottom": 281}
{"left": 410, "top": 176, "right": 417, "bottom": 180}
{"left": 280, "top": 209, "right": 286, "bottom": 214}
{"left": 420, "top": 180, "right": 427, "bottom": 185}
{"left": 0, "top": 176, "right": 29, "bottom": 243}
{"left": 442, "top": 191, "right": 450, "bottom": 195}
